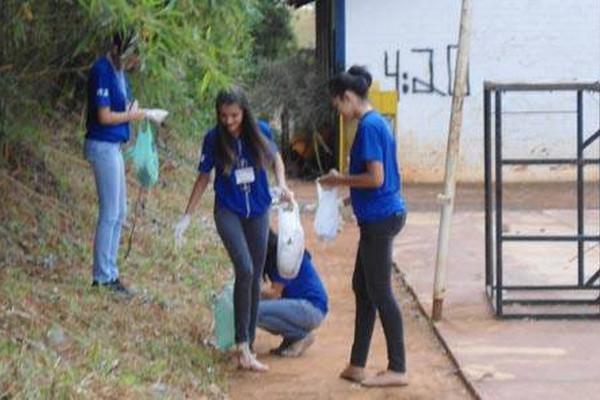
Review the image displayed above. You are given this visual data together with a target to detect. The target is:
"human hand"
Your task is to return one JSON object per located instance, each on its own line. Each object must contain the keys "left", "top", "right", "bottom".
{"left": 279, "top": 186, "right": 295, "bottom": 203}
{"left": 173, "top": 214, "right": 191, "bottom": 248}
{"left": 318, "top": 169, "right": 340, "bottom": 188}
{"left": 128, "top": 100, "right": 146, "bottom": 121}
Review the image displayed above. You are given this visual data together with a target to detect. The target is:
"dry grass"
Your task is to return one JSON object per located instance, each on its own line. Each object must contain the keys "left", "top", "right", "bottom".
{"left": 0, "top": 126, "right": 235, "bottom": 399}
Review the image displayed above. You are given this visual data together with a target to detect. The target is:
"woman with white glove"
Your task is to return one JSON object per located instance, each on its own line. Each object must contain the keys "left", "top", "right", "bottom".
{"left": 175, "top": 87, "right": 292, "bottom": 372}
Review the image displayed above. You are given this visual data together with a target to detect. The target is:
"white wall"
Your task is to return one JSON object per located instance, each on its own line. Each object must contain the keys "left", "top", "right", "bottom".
{"left": 345, "top": 0, "right": 600, "bottom": 182}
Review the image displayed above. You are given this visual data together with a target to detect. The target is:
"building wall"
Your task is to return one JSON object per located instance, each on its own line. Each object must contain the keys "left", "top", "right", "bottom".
{"left": 344, "top": 0, "right": 600, "bottom": 182}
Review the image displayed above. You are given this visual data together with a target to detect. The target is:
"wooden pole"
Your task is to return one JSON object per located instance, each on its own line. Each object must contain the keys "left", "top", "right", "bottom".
{"left": 432, "top": 0, "right": 473, "bottom": 321}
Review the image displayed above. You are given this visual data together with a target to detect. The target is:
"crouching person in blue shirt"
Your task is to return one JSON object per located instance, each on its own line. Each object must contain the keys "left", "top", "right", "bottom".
{"left": 258, "top": 230, "right": 328, "bottom": 357}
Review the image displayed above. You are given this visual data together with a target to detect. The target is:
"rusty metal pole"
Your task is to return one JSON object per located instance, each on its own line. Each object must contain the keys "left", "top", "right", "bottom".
{"left": 432, "top": 0, "right": 473, "bottom": 322}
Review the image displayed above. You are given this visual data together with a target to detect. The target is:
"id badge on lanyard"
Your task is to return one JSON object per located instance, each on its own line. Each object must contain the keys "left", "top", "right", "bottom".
{"left": 235, "top": 167, "right": 255, "bottom": 185}
{"left": 234, "top": 139, "right": 255, "bottom": 185}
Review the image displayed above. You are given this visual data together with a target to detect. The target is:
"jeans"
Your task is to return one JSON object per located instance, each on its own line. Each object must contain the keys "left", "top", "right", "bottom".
{"left": 350, "top": 212, "right": 407, "bottom": 373}
{"left": 258, "top": 298, "right": 325, "bottom": 342}
{"left": 84, "top": 139, "right": 127, "bottom": 284}
{"left": 214, "top": 206, "right": 269, "bottom": 346}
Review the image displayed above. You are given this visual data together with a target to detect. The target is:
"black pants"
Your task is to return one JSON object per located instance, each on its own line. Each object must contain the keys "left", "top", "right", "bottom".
{"left": 350, "top": 212, "right": 407, "bottom": 372}
{"left": 214, "top": 206, "right": 269, "bottom": 346}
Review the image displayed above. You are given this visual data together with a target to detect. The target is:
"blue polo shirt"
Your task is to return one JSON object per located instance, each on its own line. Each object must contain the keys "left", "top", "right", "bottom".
{"left": 349, "top": 110, "right": 406, "bottom": 224}
{"left": 198, "top": 122, "right": 277, "bottom": 218}
{"left": 85, "top": 56, "right": 132, "bottom": 143}
{"left": 267, "top": 251, "right": 328, "bottom": 315}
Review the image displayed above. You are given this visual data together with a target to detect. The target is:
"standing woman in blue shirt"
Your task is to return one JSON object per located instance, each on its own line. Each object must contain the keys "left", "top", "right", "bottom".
{"left": 320, "top": 66, "right": 409, "bottom": 387}
{"left": 84, "top": 32, "right": 146, "bottom": 297}
{"left": 175, "top": 87, "right": 293, "bottom": 372}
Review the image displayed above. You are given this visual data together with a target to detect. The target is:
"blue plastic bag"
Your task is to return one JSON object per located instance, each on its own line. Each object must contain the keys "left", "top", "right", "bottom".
{"left": 126, "top": 122, "right": 159, "bottom": 188}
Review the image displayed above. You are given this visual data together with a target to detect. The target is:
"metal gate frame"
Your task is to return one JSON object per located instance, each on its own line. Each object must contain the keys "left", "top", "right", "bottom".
{"left": 484, "top": 81, "right": 600, "bottom": 319}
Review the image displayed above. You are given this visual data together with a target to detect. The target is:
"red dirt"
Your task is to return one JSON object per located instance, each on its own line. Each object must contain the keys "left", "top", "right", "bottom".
{"left": 226, "top": 181, "right": 474, "bottom": 399}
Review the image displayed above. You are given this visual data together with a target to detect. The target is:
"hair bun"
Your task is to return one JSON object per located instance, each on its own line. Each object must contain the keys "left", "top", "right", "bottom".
{"left": 348, "top": 65, "right": 372, "bottom": 89}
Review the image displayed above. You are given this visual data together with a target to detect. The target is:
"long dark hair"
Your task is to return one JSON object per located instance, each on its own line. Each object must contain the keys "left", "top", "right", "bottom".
{"left": 214, "top": 87, "right": 271, "bottom": 174}
{"left": 263, "top": 230, "right": 278, "bottom": 282}
{"left": 328, "top": 65, "right": 373, "bottom": 100}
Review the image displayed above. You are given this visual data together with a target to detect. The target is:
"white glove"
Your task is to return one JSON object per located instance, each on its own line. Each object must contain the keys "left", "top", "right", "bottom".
{"left": 145, "top": 108, "right": 169, "bottom": 124}
{"left": 174, "top": 214, "right": 191, "bottom": 248}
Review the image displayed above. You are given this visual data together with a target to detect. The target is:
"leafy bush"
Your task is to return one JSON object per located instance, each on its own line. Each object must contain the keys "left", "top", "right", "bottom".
{"left": 250, "top": 51, "right": 335, "bottom": 177}
{"left": 0, "top": 0, "right": 277, "bottom": 149}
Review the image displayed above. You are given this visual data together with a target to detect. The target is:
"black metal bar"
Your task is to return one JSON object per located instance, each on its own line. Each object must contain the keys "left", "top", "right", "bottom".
{"left": 502, "top": 235, "right": 600, "bottom": 241}
{"left": 585, "top": 268, "right": 600, "bottom": 286}
{"left": 502, "top": 158, "right": 600, "bottom": 166}
{"left": 495, "top": 90, "right": 503, "bottom": 316}
{"left": 483, "top": 83, "right": 600, "bottom": 318}
{"left": 500, "top": 284, "right": 600, "bottom": 290}
{"left": 504, "top": 299, "right": 600, "bottom": 305}
{"left": 577, "top": 91, "right": 584, "bottom": 285}
{"left": 484, "top": 88, "right": 493, "bottom": 289}
{"left": 499, "top": 110, "right": 577, "bottom": 115}
{"left": 501, "top": 313, "right": 600, "bottom": 320}
{"left": 484, "top": 81, "right": 600, "bottom": 92}
{"left": 583, "top": 129, "right": 600, "bottom": 149}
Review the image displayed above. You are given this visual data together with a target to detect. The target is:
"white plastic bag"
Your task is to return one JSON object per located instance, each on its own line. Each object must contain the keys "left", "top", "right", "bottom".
{"left": 314, "top": 182, "right": 342, "bottom": 240}
{"left": 277, "top": 201, "right": 305, "bottom": 279}
{"left": 145, "top": 108, "right": 169, "bottom": 124}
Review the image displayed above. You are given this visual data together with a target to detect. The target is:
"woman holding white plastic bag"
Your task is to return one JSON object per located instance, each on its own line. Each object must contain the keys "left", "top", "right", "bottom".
{"left": 320, "top": 66, "right": 408, "bottom": 387}
{"left": 174, "top": 87, "right": 293, "bottom": 372}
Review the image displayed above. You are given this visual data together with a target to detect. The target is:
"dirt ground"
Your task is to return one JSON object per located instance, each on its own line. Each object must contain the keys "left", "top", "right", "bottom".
{"left": 226, "top": 181, "right": 477, "bottom": 400}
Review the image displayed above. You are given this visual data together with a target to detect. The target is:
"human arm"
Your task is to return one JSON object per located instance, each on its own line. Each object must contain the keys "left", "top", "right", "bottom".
{"left": 174, "top": 172, "right": 210, "bottom": 246}
{"left": 97, "top": 101, "right": 145, "bottom": 125}
{"left": 273, "top": 152, "right": 294, "bottom": 202}
{"left": 261, "top": 281, "right": 285, "bottom": 300}
{"left": 319, "top": 161, "right": 384, "bottom": 189}
{"left": 183, "top": 172, "right": 211, "bottom": 215}
{"left": 91, "top": 65, "right": 145, "bottom": 125}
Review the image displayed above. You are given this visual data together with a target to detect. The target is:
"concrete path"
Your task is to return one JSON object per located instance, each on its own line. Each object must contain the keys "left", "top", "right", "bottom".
{"left": 397, "top": 209, "right": 600, "bottom": 399}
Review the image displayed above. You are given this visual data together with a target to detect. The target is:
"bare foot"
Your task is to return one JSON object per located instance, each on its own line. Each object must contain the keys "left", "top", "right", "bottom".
{"left": 238, "top": 352, "right": 269, "bottom": 372}
{"left": 339, "top": 364, "right": 366, "bottom": 383}
{"left": 361, "top": 370, "right": 409, "bottom": 387}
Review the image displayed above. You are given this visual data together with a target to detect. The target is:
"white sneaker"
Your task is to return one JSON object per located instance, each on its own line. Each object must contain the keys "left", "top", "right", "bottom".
{"left": 280, "top": 333, "right": 315, "bottom": 357}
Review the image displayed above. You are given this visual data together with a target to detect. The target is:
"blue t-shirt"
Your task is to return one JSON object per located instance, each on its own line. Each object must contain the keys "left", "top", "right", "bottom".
{"left": 257, "top": 120, "right": 274, "bottom": 142}
{"left": 85, "top": 56, "right": 132, "bottom": 143}
{"left": 349, "top": 110, "right": 406, "bottom": 224}
{"left": 198, "top": 121, "right": 277, "bottom": 218}
{"left": 267, "top": 251, "right": 328, "bottom": 315}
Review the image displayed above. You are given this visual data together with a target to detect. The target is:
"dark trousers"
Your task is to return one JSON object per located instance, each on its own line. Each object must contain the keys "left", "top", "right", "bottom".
{"left": 350, "top": 212, "right": 407, "bottom": 372}
{"left": 214, "top": 206, "right": 269, "bottom": 345}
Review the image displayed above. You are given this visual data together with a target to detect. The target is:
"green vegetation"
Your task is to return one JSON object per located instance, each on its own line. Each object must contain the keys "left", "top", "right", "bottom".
{"left": 0, "top": 121, "right": 236, "bottom": 397}
{"left": 0, "top": 1, "right": 301, "bottom": 398}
